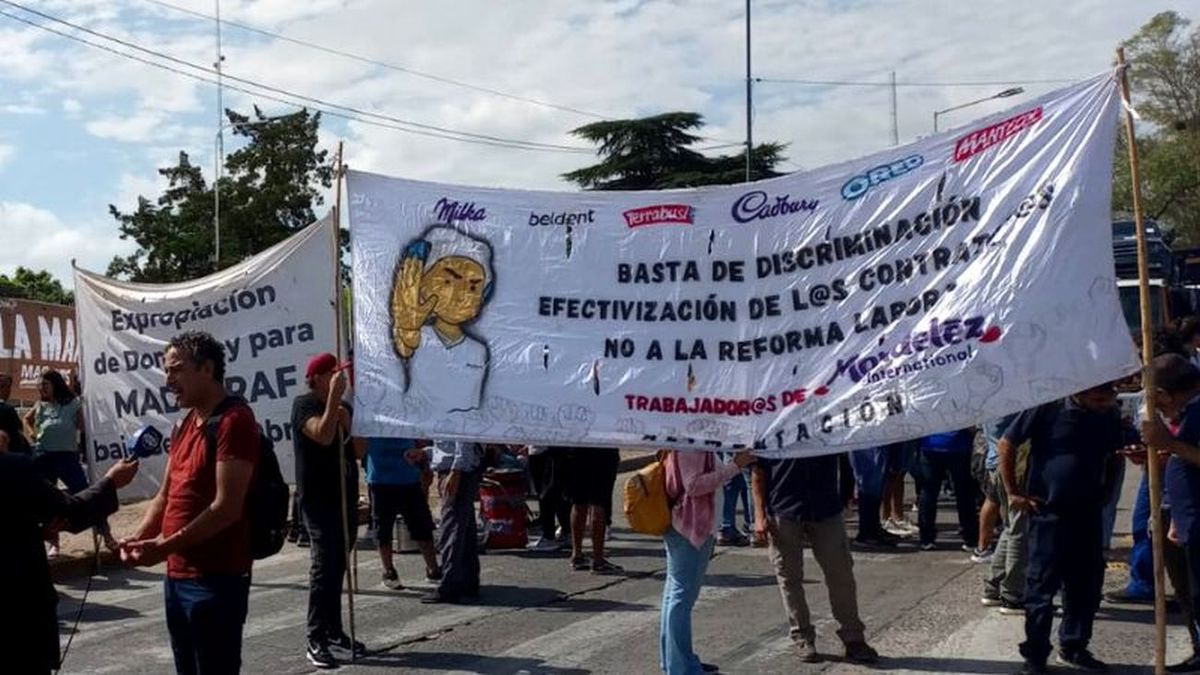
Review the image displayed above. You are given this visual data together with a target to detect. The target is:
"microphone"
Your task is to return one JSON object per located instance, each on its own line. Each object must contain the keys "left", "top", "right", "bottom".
{"left": 125, "top": 425, "right": 164, "bottom": 459}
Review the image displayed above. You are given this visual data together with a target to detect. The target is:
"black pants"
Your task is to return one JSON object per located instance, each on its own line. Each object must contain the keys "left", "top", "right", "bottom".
{"left": 1021, "top": 507, "right": 1104, "bottom": 664}
{"left": 529, "top": 451, "right": 571, "bottom": 539}
{"left": 437, "top": 469, "right": 482, "bottom": 597}
{"left": 291, "top": 492, "right": 308, "bottom": 539}
{"left": 914, "top": 450, "right": 978, "bottom": 546}
{"left": 1173, "top": 520, "right": 1200, "bottom": 654}
{"left": 302, "top": 505, "right": 356, "bottom": 643}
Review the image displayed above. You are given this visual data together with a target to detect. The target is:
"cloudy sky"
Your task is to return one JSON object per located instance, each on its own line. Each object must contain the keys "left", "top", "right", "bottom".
{"left": 0, "top": 0, "right": 1189, "bottom": 287}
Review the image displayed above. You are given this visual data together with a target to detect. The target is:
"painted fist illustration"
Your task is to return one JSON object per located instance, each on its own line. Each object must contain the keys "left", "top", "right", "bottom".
{"left": 391, "top": 242, "right": 437, "bottom": 358}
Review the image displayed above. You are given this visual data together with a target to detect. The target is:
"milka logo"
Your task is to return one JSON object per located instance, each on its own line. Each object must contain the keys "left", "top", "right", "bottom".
{"left": 434, "top": 197, "right": 486, "bottom": 223}
{"left": 731, "top": 191, "right": 819, "bottom": 223}
{"left": 826, "top": 316, "right": 1002, "bottom": 386}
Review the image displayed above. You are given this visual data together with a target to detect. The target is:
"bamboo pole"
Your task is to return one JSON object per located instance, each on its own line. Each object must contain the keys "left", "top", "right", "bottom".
{"left": 329, "top": 141, "right": 357, "bottom": 659}
{"left": 1117, "top": 47, "right": 1166, "bottom": 675}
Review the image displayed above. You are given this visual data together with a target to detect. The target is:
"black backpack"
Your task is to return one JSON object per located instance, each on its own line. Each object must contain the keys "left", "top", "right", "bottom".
{"left": 201, "top": 396, "right": 290, "bottom": 560}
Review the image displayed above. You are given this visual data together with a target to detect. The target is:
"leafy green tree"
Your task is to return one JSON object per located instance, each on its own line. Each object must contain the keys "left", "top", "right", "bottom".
{"left": 1115, "top": 11, "right": 1200, "bottom": 243}
{"left": 0, "top": 267, "right": 73, "bottom": 305}
{"left": 108, "top": 107, "right": 334, "bottom": 282}
{"left": 563, "top": 112, "right": 786, "bottom": 190}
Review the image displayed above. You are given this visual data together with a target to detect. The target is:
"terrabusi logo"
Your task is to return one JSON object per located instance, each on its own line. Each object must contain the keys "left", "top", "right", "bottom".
{"left": 622, "top": 204, "right": 694, "bottom": 228}
{"left": 841, "top": 154, "right": 924, "bottom": 201}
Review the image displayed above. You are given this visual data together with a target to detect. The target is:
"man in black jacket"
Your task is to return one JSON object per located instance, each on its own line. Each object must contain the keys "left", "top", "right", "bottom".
{"left": 0, "top": 431, "right": 138, "bottom": 674}
{"left": 0, "top": 374, "right": 30, "bottom": 454}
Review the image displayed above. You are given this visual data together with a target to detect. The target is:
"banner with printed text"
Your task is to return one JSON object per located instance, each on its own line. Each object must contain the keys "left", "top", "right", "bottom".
{"left": 0, "top": 299, "right": 78, "bottom": 404}
{"left": 75, "top": 218, "right": 337, "bottom": 498}
{"left": 348, "top": 71, "right": 1139, "bottom": 456}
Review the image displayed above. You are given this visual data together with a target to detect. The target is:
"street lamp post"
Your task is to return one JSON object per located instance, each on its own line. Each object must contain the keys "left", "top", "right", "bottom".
{"left": 933, "top": 87, "right": 1024, "bottom": 133}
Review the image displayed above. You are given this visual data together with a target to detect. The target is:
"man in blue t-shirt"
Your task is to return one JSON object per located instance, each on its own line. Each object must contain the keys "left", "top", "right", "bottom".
{"left": 1143, "top": 354, "right": 1200, "bottom": 674}
{"left": 364, "top": 437, "right": 441, "bottom": 590}
{"left": 1000, "top": 383, "right": 1125, "bottom": 674}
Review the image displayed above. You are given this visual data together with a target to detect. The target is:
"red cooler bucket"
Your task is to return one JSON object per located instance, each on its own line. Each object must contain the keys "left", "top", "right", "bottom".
{"left": 479, "top": 468, "right": 528, "bottom": 549}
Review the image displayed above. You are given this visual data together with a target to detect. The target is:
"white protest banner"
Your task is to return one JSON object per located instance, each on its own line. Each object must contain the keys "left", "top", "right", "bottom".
{"left": 75, "top": 218, "right": 337, "bottom": 498}
{"left": 348, "top": 71, "right": 1138, "bottom": 456}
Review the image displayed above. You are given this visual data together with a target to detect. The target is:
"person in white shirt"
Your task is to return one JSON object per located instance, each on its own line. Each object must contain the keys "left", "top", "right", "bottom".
{"left": 390, "top": 226, "right": 494, "bottom": 415}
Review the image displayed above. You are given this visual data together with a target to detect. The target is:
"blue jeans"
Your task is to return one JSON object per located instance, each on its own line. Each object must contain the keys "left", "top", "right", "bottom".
{"left": 1126, "top": 471, "right": 1154, "bottom": 598}
{"left": 661, "top": 528, "right": 714, "bottom": 674}
{"left": 849, "top": 448, "right": 887, "bottom": 537}
{"left": 164, "top": 575, "right": 251, "bottom": 675}
{"left": 720, "top": 459, "right": 750, "bottom": 535}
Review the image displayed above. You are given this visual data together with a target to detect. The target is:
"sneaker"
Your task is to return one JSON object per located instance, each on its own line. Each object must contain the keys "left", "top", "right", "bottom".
{"left": 419, "top": 589, "right": 460, "bottom": 604}
{"left": 854, "top": 532, "right": 900, "bottom": 549}
{"left": 426, "top": 567, "right": 443, "bottom": 582}
{"left": 919, "top": 542, "right": 937, "bottom": 552}
{"left": 296, "top": 535, "right": 311, "bottom": 549}
{"left": 46, "top": 542, "right": 60, "bottom": 559}
{"left": 970, "top": 547, "right": 994, "bottom": 564}
{"left": 844, "top": 641, "right": 879, "bottom": 664}
{"left": 1017, "top": 660, "right": 1048, "bottom": 674}
{"left": 796, "top": 638, "right": 820, "bottom": 663}
{"left": 960, "top": 543, "right": 975, "bottom": 553}
{"left": 306, "top": 640, "right": 337, "bottom": 669}
{"left": 570, "top": 554, "right": 591, "bottom": 571}
{"left": 998, "top": 600, "right": 1025, "bottom": 616}
{"left": 1103, "top": 589, "right": 1154, "bottom": 605}
{"left": 1056, "top": 648, "right": 1108, "bottom": 672}
{"left": 527, "top": 536, "right": 562, "bottom": 552}
{"left": 700, "top": 664, "right": 719, "bottom": 673}
{"left": 1166, "top": 653, "right": 1200, "bottom": 673}
{"left": 980, "top": 596, "right": 1003, "bottom": 607}
{"left": 717, "top": 531, "right": 750, "bottom": 547}
{"left": 883, "top": 518, "right": 912, "bottom": 537}
{"left": 330, "top": 633, "right": 367, "bottom": 659}
{"left": 382, "top": 568, "right": 403, "bottom": 590}
{"left": 591, "top": 558, "right": 624, "bottom": 575}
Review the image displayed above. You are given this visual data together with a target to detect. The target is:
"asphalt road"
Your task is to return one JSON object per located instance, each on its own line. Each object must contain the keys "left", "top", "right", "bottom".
{"left": 56, "top": 467, "right": 1183, "bottom": 674}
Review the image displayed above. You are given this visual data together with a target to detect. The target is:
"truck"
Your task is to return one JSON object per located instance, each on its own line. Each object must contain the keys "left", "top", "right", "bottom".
{"left": 1111, "top": 219, "right": 1195, "bottom": 333}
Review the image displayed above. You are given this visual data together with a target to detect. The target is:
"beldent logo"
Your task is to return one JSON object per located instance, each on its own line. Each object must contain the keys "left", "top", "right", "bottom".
{"left": 528, "top": 209, "right": 596, "bottom": 227}
{"left": 731, "top": 191, "right": 819, "bottom": 223}
{"left": 434, "top": 197, "right": 486, "bottom": 222}
{"left": 841, "top": 154, "right": 924, "bottom": 200}
{"left": 954, "top": 106, "right": 1043, "bottom": 163}
{"left": 622, "top": 204, "right": 694, "bottom": 228}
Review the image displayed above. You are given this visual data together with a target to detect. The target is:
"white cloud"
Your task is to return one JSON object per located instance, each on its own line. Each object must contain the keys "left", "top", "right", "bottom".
{"left": 0, "top": 145, "right": 13, "bottom": 170}
{"left": 0, "top": 202, "right": 133, "bottom": 285}
{"left": 61, "top": 98, "right": 82, "bottom": 115}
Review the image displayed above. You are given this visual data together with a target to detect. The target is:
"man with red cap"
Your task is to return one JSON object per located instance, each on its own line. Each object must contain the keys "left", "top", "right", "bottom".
{"left": 293, "top": 352, "right": 365, "bottom": 669}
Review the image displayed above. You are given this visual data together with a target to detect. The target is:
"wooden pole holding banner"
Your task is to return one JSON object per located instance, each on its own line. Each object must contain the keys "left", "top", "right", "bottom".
{"left": 329, "top": 141, "right": 357, "bottom": 659}
{"left": 1117, "top": 47, "right": 1167, "bottom": 675}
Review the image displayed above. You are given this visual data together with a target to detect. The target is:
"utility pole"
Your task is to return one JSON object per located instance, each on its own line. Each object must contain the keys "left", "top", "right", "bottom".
{"left": 213, "top": 0, "right": 225, "bottom": 269}
{"left": 890, "top": 71, "right": 899, "bottom": 146}
{"left": 744, "top": 0, "right": 752, "bottom": 183}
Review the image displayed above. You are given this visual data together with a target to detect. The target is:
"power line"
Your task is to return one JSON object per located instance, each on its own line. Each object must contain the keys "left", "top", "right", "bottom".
{"left": 134, "top": 0, "right": 744, "bottom": 146}
{"left": 138, "top": 0, "right": 615, "bottom": 120}
{"left": 755, "top": 76, "right": 1078, "bottom": 87}
{"left": 0, "top": 2, "right": 593, "bottom": 154}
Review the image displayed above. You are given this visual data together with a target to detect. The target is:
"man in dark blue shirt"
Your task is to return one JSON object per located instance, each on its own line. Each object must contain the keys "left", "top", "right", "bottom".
{"left": 751, "top": 455, "right": 878, "bottom": 665}
{"left": 1000, "top": 383, "right": 1125, "bottom": 674}
{"left": 1143, "top": 354, "right": 1200, "bottom": 674}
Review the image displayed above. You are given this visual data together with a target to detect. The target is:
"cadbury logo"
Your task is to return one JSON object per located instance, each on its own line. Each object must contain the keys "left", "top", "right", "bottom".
{"left": 434, "top": 197, "right": 487, "bottom": 223}
{"left": 954, "top": 107, "right": 1043, "bottom": 163}
{"left": 731, "top": 191, "right": 819, "bottom": 223}
{"left": 622, "top": 204, "right": 695, "bottom": 228}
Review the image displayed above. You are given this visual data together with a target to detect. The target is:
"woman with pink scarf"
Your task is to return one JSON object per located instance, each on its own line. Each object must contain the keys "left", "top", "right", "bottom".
{"left": 660, "top": 450, "right": 755, "bottom": 674}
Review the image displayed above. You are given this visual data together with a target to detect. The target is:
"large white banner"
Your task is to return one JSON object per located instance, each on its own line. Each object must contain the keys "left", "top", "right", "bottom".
{"left": 76, "top": 218, "right": 337, "bottom": 498}
{"left": 348, "top": 71, "right": 1139, "bottom": 456}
